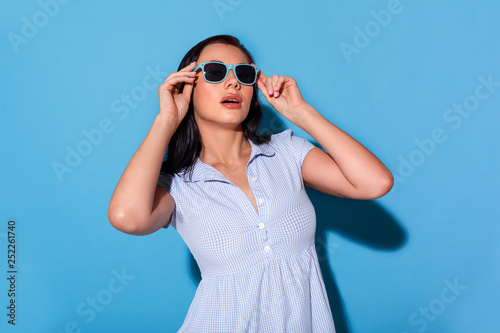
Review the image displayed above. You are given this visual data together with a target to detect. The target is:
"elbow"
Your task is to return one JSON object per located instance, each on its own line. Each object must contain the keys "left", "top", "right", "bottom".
{"left": 353, "top": 170, "right": 394, "bottom": 200}
{"left": 369, "top": 171, "right": 394, "bottom": 199}
{"left": 108, "top": 208, "right": 128, "bottom": 232}
{"left": 108, "top": 207, "right": 152, "bottom": 236}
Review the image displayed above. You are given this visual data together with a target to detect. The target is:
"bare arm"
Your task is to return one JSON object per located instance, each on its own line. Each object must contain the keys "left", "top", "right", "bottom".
{"left": 296, "top": 104, "right": 393, "bottom": 199}
{"left": 108, "top": 62, "right": 197, "bottom": 235}
{"left": 256, "top": 71, "right": 393, "bottom": 199}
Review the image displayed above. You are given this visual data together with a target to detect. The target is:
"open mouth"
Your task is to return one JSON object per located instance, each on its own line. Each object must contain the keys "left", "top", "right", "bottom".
{"left": 222, "top": 99, "right": 240, "bottom": 104}
{"left": 220, "top": 94, "right": 242, "bottom": 105}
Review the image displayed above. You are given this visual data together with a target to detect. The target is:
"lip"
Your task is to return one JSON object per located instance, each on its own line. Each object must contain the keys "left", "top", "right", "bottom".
{"left": 220, "top": 93, "right": 243, "bottom": 105}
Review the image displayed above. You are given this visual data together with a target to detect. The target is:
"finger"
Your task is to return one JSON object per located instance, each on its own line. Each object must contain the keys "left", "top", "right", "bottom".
{"left": 271, "top": 75, "right": 280, "bottom": 89}
{"left": 165, "top": 70, "right": 196, "bottom": 82}
{"left": 266, "top": 77, "right": 274, "bottom": 97}
{"left": 256, "top": 68, "right": 268, "bottom": 82}
{"left": 164, "top": 74, "right": 195, "bottom": 90}
{"left": 163, "top": 76, "right": 196, "bottom": 94}
{"left": 273, "top": 76, "right": 286, "bottom": 97}
{"left": 179, "top": 61, "right": 197, "bottom": 72}
{"left": 159, "top": 74, "right": 195, "bottom": 93}
{"left": 181, "top": 77, "right": 194, "bottom": 98}
{"left": 256, "top": 75, "right": 270, "bottom": 98}
{"left": 256, "top": 68, "right": 273, "bottom": 94}
{"left": 271, "top": 75, "right": 281, "bottom": 97}
{"left": 256, "top": 76, "right": 276, "bottom": 104}
{"left": 255, "top": 68, "right": 276, "bottom": 99}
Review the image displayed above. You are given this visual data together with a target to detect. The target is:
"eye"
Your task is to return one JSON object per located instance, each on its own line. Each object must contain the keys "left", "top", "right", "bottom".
{"left": 204, "top": 63, "right": 227, "bottom": 81}
{"left": 237, "top": 72, "right": 250, "bottom": 80}
{"left": 236, "top": 66, "right": 255, "bottom": 83}
{"left": 207, "top": 69, "right": 224, "bottom": 76}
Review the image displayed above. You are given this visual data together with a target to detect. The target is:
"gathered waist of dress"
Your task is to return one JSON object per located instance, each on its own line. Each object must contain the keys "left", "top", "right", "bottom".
{"left": 199, "top": 242, "right": 319, "bottom": 279}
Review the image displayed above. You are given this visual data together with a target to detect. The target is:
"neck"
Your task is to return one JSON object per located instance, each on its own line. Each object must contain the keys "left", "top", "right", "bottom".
{"left": 197, "top": 122, "right": 251, "bottom": 166}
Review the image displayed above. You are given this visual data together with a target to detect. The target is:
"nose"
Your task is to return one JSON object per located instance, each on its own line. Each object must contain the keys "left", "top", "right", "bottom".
{"left": 224, "top": 69, "right": 240, "bottom": 88}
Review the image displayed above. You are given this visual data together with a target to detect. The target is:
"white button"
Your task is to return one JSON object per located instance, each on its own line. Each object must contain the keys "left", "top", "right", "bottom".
{"left": 251, "top": 176, "right": 258, "bottom": 182}
{"left": 264, "top": 245, "right": 270, "bottom": 252}
{"left": 258, "top": 222, "right": 265, "bottom": 229}
{"left": 258, "top": 198, "right": 265, "bottom": 204}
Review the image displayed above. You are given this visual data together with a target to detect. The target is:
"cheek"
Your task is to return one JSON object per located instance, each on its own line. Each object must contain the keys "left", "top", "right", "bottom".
{"left": 192, "top": 83, "right": 217, "bottom": 111}
{"left": 243, "top": 88, "right": 254, "bottom": 106}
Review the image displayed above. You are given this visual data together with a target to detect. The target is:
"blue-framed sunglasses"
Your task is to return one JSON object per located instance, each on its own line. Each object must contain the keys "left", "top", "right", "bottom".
{"left": 193, "top": 61, "right": 259, "bottom": 85}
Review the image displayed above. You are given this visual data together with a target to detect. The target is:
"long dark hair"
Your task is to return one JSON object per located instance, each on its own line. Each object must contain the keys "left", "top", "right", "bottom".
{"left": 161, "top": 35, "right": 271, "bottom": 177}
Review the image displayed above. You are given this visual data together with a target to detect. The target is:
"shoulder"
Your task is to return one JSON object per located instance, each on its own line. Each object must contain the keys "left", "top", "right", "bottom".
{"left": 269, "top": 129, "right": 313, "bottom": 147}
{"left": 269, "top": 128, "right": 294, "bottom": 143}
{"left": 268, "top": 129, "right": 316, "bottom": 165}
{"left": 157, "top": 171, "right": 175, "bottom": 188}
{"left": 157, "top": 171, "right": 184, "bottom": 196}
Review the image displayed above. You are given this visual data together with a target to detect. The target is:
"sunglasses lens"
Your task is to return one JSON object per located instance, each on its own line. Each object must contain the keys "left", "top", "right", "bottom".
{"left": 201, "top": 63, "right": 256, "bottom": 84}
{"left": 203, "top": 63, "right": 227, "bottom": 82}
{"left": 235, "top": 65, "right": 256, "bottom": 84}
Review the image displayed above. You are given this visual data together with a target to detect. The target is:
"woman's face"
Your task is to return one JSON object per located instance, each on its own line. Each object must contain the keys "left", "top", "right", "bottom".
{"left": 192, "top": 43, "right": 254, "bottom": 130}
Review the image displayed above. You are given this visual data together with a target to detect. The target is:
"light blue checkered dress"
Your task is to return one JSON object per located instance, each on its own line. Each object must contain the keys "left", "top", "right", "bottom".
{"left": 157, "top": 129, "right": 336, "bottom": 332}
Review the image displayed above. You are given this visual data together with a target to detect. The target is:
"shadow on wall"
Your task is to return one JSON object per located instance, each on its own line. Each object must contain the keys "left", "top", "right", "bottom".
{"left": 307, "top": 188, "right": 407, "bottom": 333}
{"left": 186, "top": 106, "right": 407, "bottom": 333}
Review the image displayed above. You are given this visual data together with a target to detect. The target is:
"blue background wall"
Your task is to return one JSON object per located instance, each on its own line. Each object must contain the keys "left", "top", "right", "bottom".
{"left": 1, "top": 0, "right": 499, "bottom": 332}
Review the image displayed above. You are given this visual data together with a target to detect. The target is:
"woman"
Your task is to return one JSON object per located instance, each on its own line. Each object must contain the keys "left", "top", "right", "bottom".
{"left": 108, "top": 35, "right": 393, "bottom": 332}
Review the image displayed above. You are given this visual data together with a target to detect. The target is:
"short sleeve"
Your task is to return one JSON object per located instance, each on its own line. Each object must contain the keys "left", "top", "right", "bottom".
{"left": 157, "top": 172, "right": 174, "bottom": 193}
{"left": 278, "top": 129, "right": 316, "bottom": 167}
{"left": 156, "top": 172, "right": 176, "bottom": 229}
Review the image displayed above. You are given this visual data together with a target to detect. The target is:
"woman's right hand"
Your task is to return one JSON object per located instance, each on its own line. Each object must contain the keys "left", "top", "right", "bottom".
{"left": 157, "top": 61, "right": 197, "bottom": 126}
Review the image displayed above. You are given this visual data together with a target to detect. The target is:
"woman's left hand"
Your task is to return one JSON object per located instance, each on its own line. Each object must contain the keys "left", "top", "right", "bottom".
{"left": 255, "top": 68, "right": 308, "bottom": 122}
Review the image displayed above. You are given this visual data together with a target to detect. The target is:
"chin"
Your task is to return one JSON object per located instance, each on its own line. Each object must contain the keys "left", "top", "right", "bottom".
{"left": 218, "top": 106, "right": 249, "bottom": 120}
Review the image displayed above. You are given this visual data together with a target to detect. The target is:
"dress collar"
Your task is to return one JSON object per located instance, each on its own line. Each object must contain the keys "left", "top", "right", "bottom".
{"left": 178, "top": 139, "right": 276, "bottom": 183}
